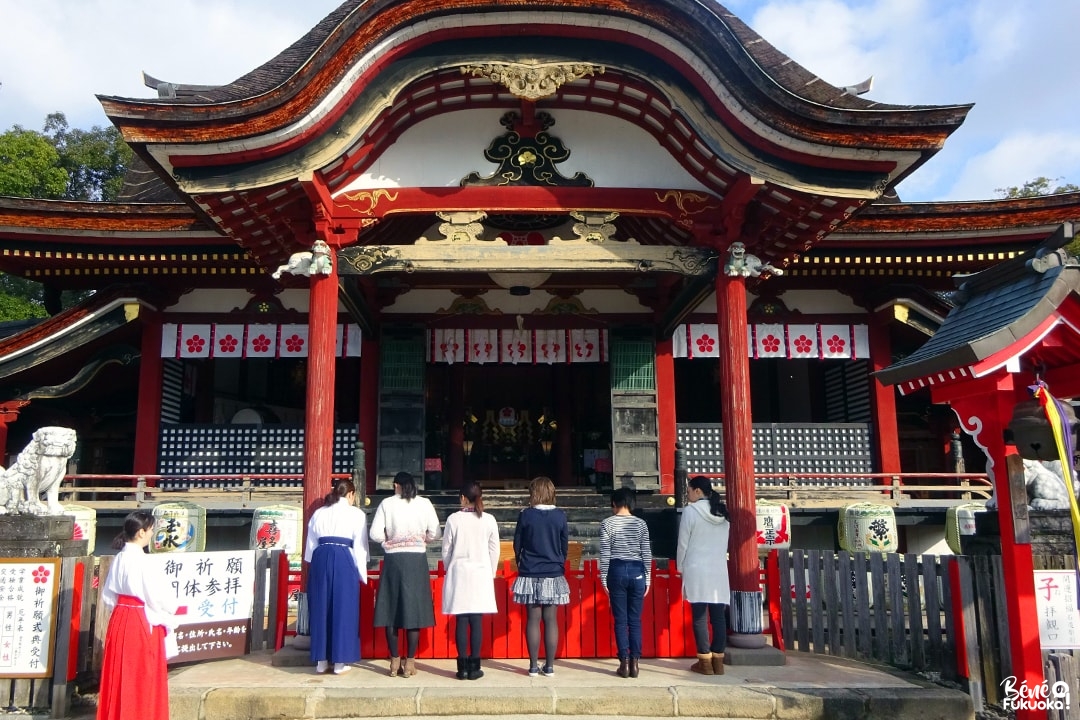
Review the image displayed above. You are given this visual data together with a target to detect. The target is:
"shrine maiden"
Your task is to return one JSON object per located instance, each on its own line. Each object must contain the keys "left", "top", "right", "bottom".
{"left": 98, "top": 510, "right": 184, "bottom": 720}
{"left": 304, "top": 478, "right": 370, "bottom": 674}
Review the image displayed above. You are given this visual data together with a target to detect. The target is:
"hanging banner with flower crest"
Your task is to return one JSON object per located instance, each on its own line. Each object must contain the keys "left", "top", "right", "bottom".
{"left": 161, "top": 323, "right": 362, "bottom": 358}
{"left": 673, "top": 324, "right": 869, "bottom": 360}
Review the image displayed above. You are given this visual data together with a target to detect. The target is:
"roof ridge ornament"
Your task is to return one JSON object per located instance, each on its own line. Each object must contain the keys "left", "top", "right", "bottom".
{"left": 460, "top": 62, "right": 605, "bottom": 101}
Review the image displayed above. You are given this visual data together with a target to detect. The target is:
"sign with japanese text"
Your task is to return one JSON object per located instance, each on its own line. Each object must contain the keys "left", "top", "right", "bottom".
{"left": 146, "top": 550, "right": 256, "bottom": 663}
{"left": 0, "top": 559, "right": 60, "bottom": 678}
{"left": 1034, "top": 570, "right": 1080, "bottom": 649}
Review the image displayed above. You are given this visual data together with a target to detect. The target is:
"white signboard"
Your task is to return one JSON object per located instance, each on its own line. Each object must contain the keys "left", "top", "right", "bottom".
{"left": 146, "top": 550, "right": 256, "bottom": 662}
{"left": 1034, "top": 570, "right": 1080, "bottom": 649}
{"left": 0, "top": 559, "right": 60, "bottom": 677}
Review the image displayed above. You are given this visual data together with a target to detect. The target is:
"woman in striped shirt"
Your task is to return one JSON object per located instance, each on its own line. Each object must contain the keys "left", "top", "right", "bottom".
{"left": 599, "top": 487, "right": 652, "bottom": 678}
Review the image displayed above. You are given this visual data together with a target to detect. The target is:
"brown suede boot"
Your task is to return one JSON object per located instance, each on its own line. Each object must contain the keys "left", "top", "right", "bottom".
{"left": 689, "top": 652, "right": 714, "bottom": 675}
{"left": 388, "top": 657, "right": 401, "bottom": 677}
{"left": 403, "top": 657, "right": 417, "bottom": 677}
{"left": 711, "top": 653, "right": 725, "bottom": 675}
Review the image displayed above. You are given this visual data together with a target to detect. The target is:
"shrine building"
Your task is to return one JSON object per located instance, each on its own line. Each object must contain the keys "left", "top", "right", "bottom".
{"left": 1, "top": 0, "right": 1079, "bottom": 640}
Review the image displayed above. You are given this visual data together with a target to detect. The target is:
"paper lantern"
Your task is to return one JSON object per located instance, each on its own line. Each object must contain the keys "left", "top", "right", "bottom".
{"left": 945, "top": 502, "right": 987, "bottom": 554}
{"left": 250, "top": 504, "right": 302, "bottom": 554}
{"left": 838, "top": 503, "right": 897, "bottom": 554}
{"left": 151, "top": 501, "right": 206, "bottom": 553}
{"left": 756, "top": 501, "right": 791, "bottom": 552}
{"left": 64, "top": 504, "right": 97, "bottom": 552}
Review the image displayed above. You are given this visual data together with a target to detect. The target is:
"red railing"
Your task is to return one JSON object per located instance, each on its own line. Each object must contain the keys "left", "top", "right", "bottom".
{"left": 274, "top": 555, "right": 779, "bottom": 658}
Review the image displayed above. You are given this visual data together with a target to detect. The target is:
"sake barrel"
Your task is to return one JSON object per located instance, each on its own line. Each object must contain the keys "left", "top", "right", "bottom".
{"left": 838, "top": 503, "right": 897, "bottom": 553}
{"left": 756, "top": 501, "right": 791, "bottom": 553}
{"left": 946, "top": 502, "right": 987, "bottom": 554}
{"left": 64, "top": 504, "right": 97, "bottom": 552}
{"left": 250, "top": 504, "right": 302, "bottom": 554}
{"left": 150, "top": 501, "right": 206, "bottom": 553}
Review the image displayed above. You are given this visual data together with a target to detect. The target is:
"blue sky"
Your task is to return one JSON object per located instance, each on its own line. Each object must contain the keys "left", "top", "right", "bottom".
{"left": 1, "top": 0, "right": 1077, "bottom": 203}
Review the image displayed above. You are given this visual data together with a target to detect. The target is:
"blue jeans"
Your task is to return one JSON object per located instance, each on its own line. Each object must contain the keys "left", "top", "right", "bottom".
{"left": 607, "top": 559, "right": 646, "bottom": 659}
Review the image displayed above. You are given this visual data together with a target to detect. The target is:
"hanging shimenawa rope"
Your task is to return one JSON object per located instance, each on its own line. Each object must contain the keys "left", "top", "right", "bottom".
{"left": 1032, "top": 380, "right": 1080, "bottom": 603}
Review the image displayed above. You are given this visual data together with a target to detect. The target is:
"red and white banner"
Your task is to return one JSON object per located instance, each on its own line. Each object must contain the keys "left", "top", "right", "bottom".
{"left": 431, "top": 329, "right": 465, "bottom": 364}
{"left": 501, "top": 329, "right": 532, "bottom": 365}
{"left": 468, "top": 329, "right": 498, "bottom": 364}
{"left": 674, "top": 323, "right": 869, "bottom": 360}
{"left": 161, "top": 323, "right": 362, "bottom": 358}
{"left": 534, "top": 329, "right": 566, "bottom": 364}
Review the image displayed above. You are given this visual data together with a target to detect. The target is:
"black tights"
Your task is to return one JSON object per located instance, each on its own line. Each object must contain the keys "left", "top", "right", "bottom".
{"left": 525, "top": 604, "right": 559, "bottom": 667}
{"left": 385, "top": 627, "right": 420, "bottom": 658}
{"left": 454, "top": 613, "right": 483, "bottom": 658}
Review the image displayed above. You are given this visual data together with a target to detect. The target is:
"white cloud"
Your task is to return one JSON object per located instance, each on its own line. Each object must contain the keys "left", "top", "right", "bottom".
{"left": 1, "top": 0, "right": 1077, "bottom": 202}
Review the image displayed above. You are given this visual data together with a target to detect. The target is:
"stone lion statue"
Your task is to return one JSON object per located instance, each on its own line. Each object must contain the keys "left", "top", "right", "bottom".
{"left": 724, "top": 241, "right": 783, "bottom": 278}
{"left": 0, "top": 427, "right": 77, "bottom": 515}
{"left": 272, "top": 239, "right": 334, "bottom": 280}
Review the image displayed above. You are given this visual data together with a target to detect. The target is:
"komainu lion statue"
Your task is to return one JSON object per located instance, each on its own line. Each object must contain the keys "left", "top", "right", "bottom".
{"left": 0, "top": 427, "right": 77, "bottom": 515}
{"left": 271, "top": 239, "right": 334, "bottom": 280}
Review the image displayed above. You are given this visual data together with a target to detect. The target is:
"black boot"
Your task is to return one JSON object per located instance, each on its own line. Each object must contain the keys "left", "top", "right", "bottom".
{"left": 455, "top": 657, "right": 467, "bottom": 680}
{"left": 616, "top": 657, "right": 629, "bottom": 678}
{"left": 629, "top": 657, "right": 640, "bottom": 678}
{"left": 467, "top": 657, "right": 484, "bottom": 680}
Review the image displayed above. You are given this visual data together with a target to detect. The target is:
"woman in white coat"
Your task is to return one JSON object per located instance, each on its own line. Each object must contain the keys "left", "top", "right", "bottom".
{"left": 677, "top": 476, "right": 731, "bottom": 676}
{"left": 441, "top": 481, "right": 500, "bottom": 680}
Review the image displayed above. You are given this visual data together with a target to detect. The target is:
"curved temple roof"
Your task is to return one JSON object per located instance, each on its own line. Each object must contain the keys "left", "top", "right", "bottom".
{"left": 91, "top": 0, "right": 973, "bottom": 271}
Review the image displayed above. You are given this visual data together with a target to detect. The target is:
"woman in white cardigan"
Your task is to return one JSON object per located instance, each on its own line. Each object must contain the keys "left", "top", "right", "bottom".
{"left": 370, "top": 471, "right": 440, "bottom": 677}
{"left": 441, "top": 481, "right": 500, "bottom": 680}
{"left": 677, "top": 475, "right": 731, "bottom": 675}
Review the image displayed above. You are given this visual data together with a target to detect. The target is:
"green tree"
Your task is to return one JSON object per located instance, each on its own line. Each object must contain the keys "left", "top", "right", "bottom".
{"left": 0, "top": 128, "right": 68, "bottom": 198}
{"left": 995, "top": 177, "right": 1080, "bottom": 257}
{"left": 43, "top": 113, "right": 133, "bottom": 201}
{"left": 0, "top": 112, "right": 131, "bottom": 319}
{"left": 995, "top": 176, "right": 1080, "bottom": 198}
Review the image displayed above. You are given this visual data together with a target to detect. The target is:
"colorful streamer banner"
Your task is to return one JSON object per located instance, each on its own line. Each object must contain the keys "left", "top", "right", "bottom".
{"left": 1032, "top": 380, "right": 1080, "bottom": 606}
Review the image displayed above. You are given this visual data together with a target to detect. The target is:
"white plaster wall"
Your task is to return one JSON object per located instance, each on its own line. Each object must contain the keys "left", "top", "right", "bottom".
{"left": 382, "top": 288, "right": 650, "bottom": 314}
{"left": 338, "top": 109, "right": 710, "bottom": 193}
{"left": 692, "top": 288, "right": 865, "bottom": 316}
{"left": 164, "top": 289, "right": 330, "bottom": 314}
{"left": 904, "top": 524, "right": 952, "bottom": 556}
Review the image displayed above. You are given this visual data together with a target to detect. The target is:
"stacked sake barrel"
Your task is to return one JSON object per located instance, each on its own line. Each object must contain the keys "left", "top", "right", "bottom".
{"left": 838, "top": 502, "right": 898, "bottom": 554}
{"left": 150, "top": 501, "right": 207, "bottom": 553}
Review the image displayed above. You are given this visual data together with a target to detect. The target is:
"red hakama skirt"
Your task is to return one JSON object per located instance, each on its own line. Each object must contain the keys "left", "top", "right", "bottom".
{"left": 96, "top": 594, "right": 169, "bottom": 720}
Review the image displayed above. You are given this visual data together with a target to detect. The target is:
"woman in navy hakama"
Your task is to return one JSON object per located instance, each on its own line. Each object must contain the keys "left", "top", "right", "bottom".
{"left": 304, "top": 479, "right": 369, "bottom": 674}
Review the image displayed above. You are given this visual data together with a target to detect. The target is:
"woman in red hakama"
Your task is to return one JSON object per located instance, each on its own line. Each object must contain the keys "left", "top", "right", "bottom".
{"left": 97, "top": 511, "right": 182, "bottom": 720}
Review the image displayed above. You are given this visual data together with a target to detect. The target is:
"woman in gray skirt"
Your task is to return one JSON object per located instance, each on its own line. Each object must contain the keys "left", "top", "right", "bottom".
{"left": 512, "top": 476, "right": 569, "bottom": 676}
{"left": 370, "top": 471, "right": 440, "bottom": 677}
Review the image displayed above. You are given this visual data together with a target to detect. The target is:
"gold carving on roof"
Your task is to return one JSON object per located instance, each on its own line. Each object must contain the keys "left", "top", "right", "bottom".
{"left": 461, "top": 62, "right": 605, "bottom": 100}
{"left": 568, "top": 211, "right": 619, "bottom": 243}
{"left": 337, "top": 189, "right": 399, "bottom": 215}
{"left": 430, "top": 211, "right": 488, "bottom": 243}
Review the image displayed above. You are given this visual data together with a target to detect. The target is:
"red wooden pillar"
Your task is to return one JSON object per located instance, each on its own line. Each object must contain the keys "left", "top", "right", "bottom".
{"left": 0, "top": 400, "right": 29, "bottom": 463}
{"left": 868, "top": 314, "right": 901, "bottom": 476}
{"left": 715, "top": 269, "right": 763, "bottom": 645}
{"left": 655, "top": 337, "right": 676, "bottom": 496}
{"left": 359, "top": 336, "right": 380, "bottom": 496}
{"left": 134, "top": 312, "right": 164, "bottom": 480}
{"left": 950, "top": 378, "right": 1042, "bottom": 720}
{"left": 303, "top": 257, "right": 340, "bottom": 532}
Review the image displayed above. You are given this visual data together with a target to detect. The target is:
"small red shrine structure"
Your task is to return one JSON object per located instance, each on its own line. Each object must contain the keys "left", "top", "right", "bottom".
{"left": 878, "top": 222, "right": 1079, "bottom": 720}
{"left": 0, "top": 1, "right": 1079, "bottom": 654}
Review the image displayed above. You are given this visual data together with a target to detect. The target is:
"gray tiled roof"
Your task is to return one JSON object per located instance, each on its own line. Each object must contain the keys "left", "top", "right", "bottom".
{"left": 876, "top": 223, "right": 1077, "bottom": 386}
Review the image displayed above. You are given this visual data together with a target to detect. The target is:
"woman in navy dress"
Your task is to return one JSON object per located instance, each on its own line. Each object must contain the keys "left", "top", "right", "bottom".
{"left": 304, "top": 478, "right": 370, "bottom": 674}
